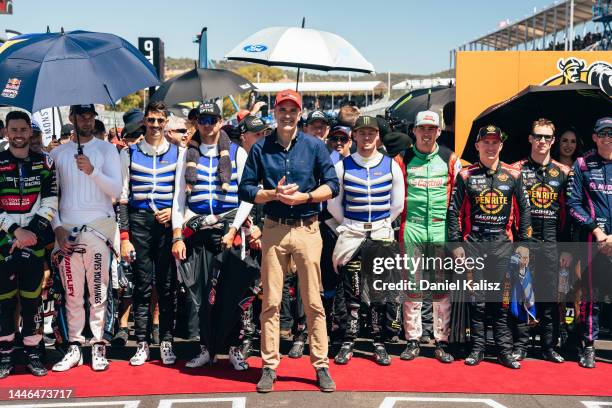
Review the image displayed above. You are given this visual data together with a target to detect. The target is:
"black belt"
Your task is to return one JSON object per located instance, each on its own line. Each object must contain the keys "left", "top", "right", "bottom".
{"left": 266, "top": 215, "right": 317, "bottom": 227}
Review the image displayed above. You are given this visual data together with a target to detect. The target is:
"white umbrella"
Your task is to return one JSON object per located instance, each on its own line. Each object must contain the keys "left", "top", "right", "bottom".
{"left": 225, "top": 24, "right": 375, "bottom": 90}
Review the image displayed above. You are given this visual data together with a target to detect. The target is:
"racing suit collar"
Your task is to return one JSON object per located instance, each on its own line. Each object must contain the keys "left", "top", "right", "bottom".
{"left": 413, "top": 143, "right": 439, "bottom": 161}
{"left": 478, "top": 160, "right": 501, "bottom": 176}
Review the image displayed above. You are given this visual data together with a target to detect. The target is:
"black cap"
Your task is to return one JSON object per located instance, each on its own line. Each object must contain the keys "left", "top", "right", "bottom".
{"left": 70, "top": 104, "right": 98, "bottom": 116}
{"left": 123, "top": 109, "right": 144, "bottom": 135}
{"left": 476, "top": 125, "right": 505, "bottom": 141}
{"left": 198, "top": 102, "right": 221, "bottom": 118}
{"left": 60, "top": 123, "right": 74, "bottom": 137}
{"left": 306, "top": 110, "right": 330, "bottom": 125}
{"left": 239, "top": 115, "right": 268, "bottom": 134}
{"left": 353, "top": 116, "right": 379, "bottom": 131}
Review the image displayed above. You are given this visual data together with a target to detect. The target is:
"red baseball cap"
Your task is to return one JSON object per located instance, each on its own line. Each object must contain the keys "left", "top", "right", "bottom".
{"left": 237, "top": 109, "right": 250, "bottom": 123}
{"left": 275, "top": 89, "right": 302, "bottom": 110}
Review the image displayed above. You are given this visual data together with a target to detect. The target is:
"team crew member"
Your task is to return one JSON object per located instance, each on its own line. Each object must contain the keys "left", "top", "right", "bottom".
{"left": 119, "top": 101, "right": 183, "bottom": 366}
{"left": 328, "top": 116, "right": 404, "bottom": 366}
{"left": 303, "top": 110, "right": 331, "bottom": 141}
{"left": 397, "top": 111, "right": 461, "bottom": 364}
{"left": 566, "top": 116, "right": 612, "bottom": 369}
{"left": 327, "top": 125, "right": 353, "bottom": 165}
{"left": 0, "top": 111, "right": 58, "bottom": 378}
{"left": 239, "top": 89, "right": 339, "bottom": 393}
{"left": 511, "top": 119, "right": 569, "bottom": 363}
{"left": 172, "top": 102, "right": 253, "bottom": 371}
{"left": 51, "top": 104, "right": 122, "bottom": 372}
{"left": 447, "top": 125, "right": 532, "bottom": 369}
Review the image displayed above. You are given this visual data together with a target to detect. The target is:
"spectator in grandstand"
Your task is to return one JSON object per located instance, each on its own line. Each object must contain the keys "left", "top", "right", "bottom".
{"left": 51, "top": 104, "right": 122, "bottom": 373}
{"left": 303, "top": 110, "right": 331, "bottom": 141}
{"left": 553, "top": 128, "right": 583, "bottom": 168}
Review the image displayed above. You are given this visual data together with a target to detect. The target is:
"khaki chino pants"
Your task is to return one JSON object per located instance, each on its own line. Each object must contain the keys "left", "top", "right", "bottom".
{"left": 260, "top": 218, "right": 329, "bottom": 369}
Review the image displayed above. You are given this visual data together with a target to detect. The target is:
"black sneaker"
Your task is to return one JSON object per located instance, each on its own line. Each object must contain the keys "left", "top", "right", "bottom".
{"left": 288, "top": 341, "right": 304, "bottom": 359}
{"left": 512, "top": 348, "right": 527, "bottom": 361}
{"left": 434, "top": 342, "right": 454, "bottom": 363}
{"left": 542, "top": 349, "right": 564, "bottom": 363}
{"left": 256, "top": 367, "right": 277, "bottom": 393}
{"left": 0, "top": 349, "right": 13, "bottom": 379}
{"left": 112, "top": 327, "right": 129, "bottom": 347}
{"left": 400, "top": 340, "right": 420, "bottom": 361}
{"left": 24, "top": 347, "right": 47, "bottom": 377}
{"left": 579, "top": 346, "right": 596, "bottom": 369}
{"left": 240, "top": 339, "right": 253, "bottom": 359}
{"left": 464, "top": 349, "right": 484, "bottom": 366}
{"left": 316, "top": 367, "right": 336, "bottom": 392}
{"left": 334, "top": 342, "right": 354, "bottom": 365}
{"left": 498, "top": 353, "right": 521, "bottom": 369}
{"left": 373, "top": 344, "right": 391, "bottom": 366}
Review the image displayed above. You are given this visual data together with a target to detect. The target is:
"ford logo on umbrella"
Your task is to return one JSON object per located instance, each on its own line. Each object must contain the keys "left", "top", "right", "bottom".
{"left": 243, "top": 44, "right": 267, "bottom": 53}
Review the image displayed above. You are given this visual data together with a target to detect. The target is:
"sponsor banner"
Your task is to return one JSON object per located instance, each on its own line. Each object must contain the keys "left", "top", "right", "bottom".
{"left": 33, "top": 107, "right": 63, "bottom": 146}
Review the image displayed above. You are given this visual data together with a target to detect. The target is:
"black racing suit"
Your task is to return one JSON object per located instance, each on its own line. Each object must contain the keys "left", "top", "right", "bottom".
{"left": 0, "top": 149, "right": 58, "bottom": 348}
{"left": 511, "top": 157, "right": 570, "bottom": 352}
{"left": 447, "top": 162, "right": 531, "bottom": 355}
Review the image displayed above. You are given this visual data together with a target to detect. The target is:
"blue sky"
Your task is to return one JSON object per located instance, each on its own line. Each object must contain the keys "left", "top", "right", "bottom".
{"left": 0, "top": 0, "right": 588, "bottom": 74}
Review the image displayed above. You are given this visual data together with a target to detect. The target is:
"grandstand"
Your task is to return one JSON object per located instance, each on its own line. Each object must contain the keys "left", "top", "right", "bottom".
{"left": 450, "top": 0, "right": 611, "bottom": 68}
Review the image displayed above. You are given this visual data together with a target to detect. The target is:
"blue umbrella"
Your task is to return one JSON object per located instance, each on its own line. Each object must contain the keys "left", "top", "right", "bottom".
{"left": 0, "top": 29, "right": 159, "bottom": 113}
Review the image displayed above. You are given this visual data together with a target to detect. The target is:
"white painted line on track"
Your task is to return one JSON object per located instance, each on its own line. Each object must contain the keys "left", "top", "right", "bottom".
{"left": 581, "top": 402, "right": 612, "bottom": 408}
{"left": 379, "top": 396, "right": 508, "bottom": 408}
{"left": 158, "top": 397, "right": 246, "bottom": 408}
{"left": 0, "top": 401, "right": 140, "bottom": 408}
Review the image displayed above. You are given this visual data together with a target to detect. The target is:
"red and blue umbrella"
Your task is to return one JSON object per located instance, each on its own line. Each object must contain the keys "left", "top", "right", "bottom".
{"left": 0, "top": 29, "right": 159, "bottom": 112}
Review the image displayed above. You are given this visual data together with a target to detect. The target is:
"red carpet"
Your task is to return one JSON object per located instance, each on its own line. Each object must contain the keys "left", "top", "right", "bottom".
{"left": 1, "top": 357, "right": 611, "bottom": 398}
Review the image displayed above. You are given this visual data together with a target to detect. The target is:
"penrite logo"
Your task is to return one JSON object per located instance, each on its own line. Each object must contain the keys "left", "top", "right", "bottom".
{"left": 475, "top": 188, "right": 507, "bottom": 214}
{"left": 528, "top": 183, "right": 558, "bottom": 209}
{"left": 542, "top": 57, "right": 612, "bottom": 97}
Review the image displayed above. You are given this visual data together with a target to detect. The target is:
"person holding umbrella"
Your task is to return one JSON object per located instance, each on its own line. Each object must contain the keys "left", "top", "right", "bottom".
{"left": 171, "top": 102, "right": 253, "bottom": 371}
{"left": 566, "top": 116, "right": 612, "bottom": 369}
{"left": 239, "top": 89, "right": 339, "bottom": 393}
{"left": 0, "top": 111, "right": 58, "bottom": 378}
{"left": 510, "top": 118, "right": 570, "bottom": 364}
{"left": 447, "top": 125, "right": 532, "bottom": 369}
{"left": 118, "top": 101, "right": 184, "bottom": 366}
{"left": 51, "top": 104, "right": 122, "bottom": 373}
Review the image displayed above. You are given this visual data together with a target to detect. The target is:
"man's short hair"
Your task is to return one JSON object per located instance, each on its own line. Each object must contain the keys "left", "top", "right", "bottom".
{"left": 94, "top": 119, "right": 106, "bottom": 134}
{"left": 532, "top": 118, "right": 555, "bottom": 134}
{"left": 5, "top": 111, "right": 31, "bottom": 127}
{"left": 0, "top": 119, "right": 4, "bottom": 129}
{"left": 337, "top": 104, "right": 360, "bottom": 128}
{"left": 144, "top": 101, "right": 167, "bottom": 118}
{"left": 442, "top": 101, "right": 455, "bottom": 126}
{"left": 166, "top": 115, "right": 187, "bottom": 130}
{"left": 187, "top": 108, "right": 199, "bottom": 121}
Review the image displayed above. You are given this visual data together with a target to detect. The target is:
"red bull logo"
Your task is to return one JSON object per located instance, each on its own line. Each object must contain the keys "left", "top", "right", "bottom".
{"left": 1, "top": 77, "right": 22, "bottom": 99}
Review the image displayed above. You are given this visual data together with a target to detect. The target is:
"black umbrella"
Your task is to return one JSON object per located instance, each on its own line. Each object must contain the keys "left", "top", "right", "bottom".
{"left": 150, "top": 68, "right": 255, "bottom": 105}
{"left": 463, "top": 83, "right": 612, "bottom": 164}
{"left": 386, "top": 86, "right": 455, "bottom": 126}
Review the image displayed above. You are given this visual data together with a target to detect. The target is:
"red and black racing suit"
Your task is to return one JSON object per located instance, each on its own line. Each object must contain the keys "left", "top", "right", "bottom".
{"left": 0, "top": 149, "right": 57, "bottom": 349}
{"left": 447, "top": 162, "right": 531, "bottom": 355}
{"left": 511, "top": 157, "right": 570, "bottom": 353}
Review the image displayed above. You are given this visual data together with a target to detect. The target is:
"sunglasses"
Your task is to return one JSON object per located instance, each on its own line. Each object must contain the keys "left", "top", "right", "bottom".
{"left": 146, "top": 117, "right": 166, "bottom": 124}
{"left": 328, "top": 135, "right": 350, "bottom": 143}
{"left": 532, "top": 133, "right": 554, "bottom": 141}
{"left": 198, "top": 116, "right": 220, "bottom": 126}
{"left": 596, "top": 131, "right": 612, "bottom": 138}
{"left": 170, "top": 128, "right": 188, "bottom": 134}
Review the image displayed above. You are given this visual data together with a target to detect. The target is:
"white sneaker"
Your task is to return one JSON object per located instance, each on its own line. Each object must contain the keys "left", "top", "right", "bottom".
{"left": 52, "top": 344, "right": 82, "bottom": 372}
{"left": 129, "top": 342, "right": 150, "bottom": 366}
{"left": 185, "top": 345, "right": 210, "bottom": 368}
{"left": 92, "top": 343, "right": 109, "bottom": 371}
{"left": 160, "top": 341, "right": 176, "bottom": 365}
{"left": 229, "top": 346, "right": 249, "bottom": 371}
